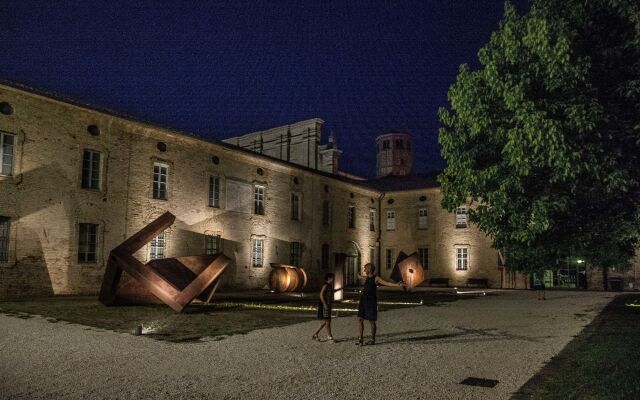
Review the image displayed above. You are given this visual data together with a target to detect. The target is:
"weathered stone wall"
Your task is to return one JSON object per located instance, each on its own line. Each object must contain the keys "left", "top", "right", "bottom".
{"left": 378, "top": 189, "right": 521, "bottom": 288}
{"left": 0, "top": 84, "right": 379, "bottom": 297}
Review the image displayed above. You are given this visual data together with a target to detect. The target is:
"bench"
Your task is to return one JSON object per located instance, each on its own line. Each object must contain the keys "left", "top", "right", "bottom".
{"left": 466, "top": 278, "right": 489, "bottom": 288}
{"left": 428, "top": 278, "right": 450, "bottom": 287}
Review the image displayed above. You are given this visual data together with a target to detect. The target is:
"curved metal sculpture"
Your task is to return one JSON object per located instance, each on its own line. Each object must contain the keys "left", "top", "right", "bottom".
{"left": 268, "top": 263, "right": 308, "bottom": 292}
{"left": 391, "top": 252, "right": 425, "bottom": 290}
{"left": 98, "top": 212, "right": 231, "bottom": 313}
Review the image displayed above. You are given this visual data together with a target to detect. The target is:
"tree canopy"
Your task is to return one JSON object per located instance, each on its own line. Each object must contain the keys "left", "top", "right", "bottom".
{"left": 438, "top": 0, "right": 640, "bottom": 272}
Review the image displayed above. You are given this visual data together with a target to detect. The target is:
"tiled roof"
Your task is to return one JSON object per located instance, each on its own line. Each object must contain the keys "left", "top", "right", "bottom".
{"left": 361, "top": 172, "right": 441, "bottom": 192}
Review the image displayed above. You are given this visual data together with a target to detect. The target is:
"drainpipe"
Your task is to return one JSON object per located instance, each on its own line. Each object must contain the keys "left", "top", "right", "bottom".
{"left": 377, "top": 192, "right": 386, "bottom": 277}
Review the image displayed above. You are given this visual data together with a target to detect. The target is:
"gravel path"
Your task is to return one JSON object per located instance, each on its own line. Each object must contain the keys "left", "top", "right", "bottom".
{"left": 0, "top": 290, "right": 614, "bottom": 400}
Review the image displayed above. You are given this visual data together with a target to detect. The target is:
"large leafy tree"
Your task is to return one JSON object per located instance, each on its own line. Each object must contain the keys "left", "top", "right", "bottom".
{"left": 438, "top": 0, "right": 640, "bottom": 274}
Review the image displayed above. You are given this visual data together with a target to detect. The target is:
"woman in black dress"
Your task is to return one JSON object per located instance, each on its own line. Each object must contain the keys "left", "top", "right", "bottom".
{"left": 356, "top": 263, "right": 405, "bottom": 346}
{"left": 313, "top": 273, "right": 337, "bottom": 342}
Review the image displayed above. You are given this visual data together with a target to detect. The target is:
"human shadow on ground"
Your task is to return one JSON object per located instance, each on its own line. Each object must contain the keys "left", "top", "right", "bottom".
{"left": 334, "top": 326, "right": 549, "bottom": 345}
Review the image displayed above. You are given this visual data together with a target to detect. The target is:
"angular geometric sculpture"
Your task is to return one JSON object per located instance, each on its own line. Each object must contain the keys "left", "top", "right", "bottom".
{"left": 390, "top": 252, "right": 425, "bottom": 290}
{"left": 98, "top": 212, "right": 231, "bottom": 312}
{"left": 268, "top": 263, "right": 308, "bottom": 293}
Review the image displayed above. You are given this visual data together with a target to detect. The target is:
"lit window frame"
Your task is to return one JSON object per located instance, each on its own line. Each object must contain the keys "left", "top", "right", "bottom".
{"left": 456, "top": 247, "right": 469, "bottom": 271}
{"left": 386, "top": 248, "right": 395, "bottom": 270}
{"left": 81, "top": 149, "right": 102, "bottom": 190}
{"left": 455, "top": 206, "right": 468, "bottom": 229}
{"left": 0, "top": 216, "right": 11, "bottom": 262}
{"left": 254, "top": 185, "right": 265, "bottom": 215}
{"left": 418, "top": 207, "right": 428, "bottom": 230}
{"left": 149, "top": 231, "right": 166, "bottom": 260}
{"left": 251, "top": 238, "right": 264, "bottom": 268}
{"left": 153, "top": 162, "right": 169, "bottom": 200}
{"left": 78, "top": 223, "right": 99, "bottom": 264}
{"left": 290, "top": 192, "right": 302, "bottom": 221}
{"left": 209, "top": 175, "right": 220, "bottom": 208}
{"left": 0, "top": 131, "right": 16, "bottom": 177}
{"left": 386, "top": 209, "right": 396, "bottom": 231}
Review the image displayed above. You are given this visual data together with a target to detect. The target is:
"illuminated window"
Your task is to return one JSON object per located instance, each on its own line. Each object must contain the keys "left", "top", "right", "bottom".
{"left": 386, "top": 248, "right": 395, "bottom": 270}
{"left": 153, "top": 163, "right": 168, "bottom": 200}
{"left": 78, "top": 223, "right": 98, "bottom": 263}
{"left": 149, "top": 231, "right": 165, "bottom": 260}
{"left": 0, "top": 132, "right": 15, "bottom": 176}
{"left": 456, "top": 247, "right": 469, "bottom": 270}
{"left": 369, "top": 208, "right": 376, "bottom": 232}
{"left": 418, "top": 208, "right": 428, "bottom": 229}
{"left": 205, "top": 234, "right": 221, "bottom": 255}
{"left": 0, "top": 216, "right": 10, "bottom": 262}
{"left": 321, "top": 243, "right": 330, "bottom": 270}
{"left": 456, "top": 206, "right": 468, "bottom": 228}
{"left": 418, "top": 247, "right": 428, "bottom": 269}
{"left": 209, "top": 176, "right": 220, "bottom": 208}
{"left": 348, "top": 205, "right": 356, "bottom": 229}
{"left": 386, "top": 209, "right": 396, "bottom": 230}
{"left": 322, "top": 200, "right": 331, "bottom": 226}
{"left": 81, "top": 150, "right": 101, "bottom": 190}
{"left": 290, "top": 241, "right": 302, "bottom": 266}
{"left": 252, "top": 238, "right": 264, "bottom": 267}
{"left": 254, "top": 185, "right": 265, "bottom": 215}
{"left": 291, "top": 192, "right": 301, "bottom": 221}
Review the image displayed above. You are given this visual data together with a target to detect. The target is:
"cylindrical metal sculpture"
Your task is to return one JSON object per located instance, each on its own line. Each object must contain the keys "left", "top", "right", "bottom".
{"left": 269, "top": 264, "right": 308, "bottom": 292}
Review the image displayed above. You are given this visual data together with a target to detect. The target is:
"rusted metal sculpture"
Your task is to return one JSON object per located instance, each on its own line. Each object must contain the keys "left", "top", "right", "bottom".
{"left": 268, "top": 263, "right": 308, "bottom": 292}
{"left": 98, "top": 212, "right": 231, "bottom": 312}
{"left": 390, "top": 252, "right": 425, "bottom": 290}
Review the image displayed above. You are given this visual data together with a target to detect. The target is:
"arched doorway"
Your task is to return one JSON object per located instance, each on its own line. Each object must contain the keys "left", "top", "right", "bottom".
{"left": 344, "top": 241, "right": 361, "bottom": 287}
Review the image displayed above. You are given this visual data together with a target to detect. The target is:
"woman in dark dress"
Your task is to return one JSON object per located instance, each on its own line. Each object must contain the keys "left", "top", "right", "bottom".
{"left": 356, "top": 263, "right": 405, "bottom": 346}
{"left": 313, "top": 273, "right": 337, "bottom": 342}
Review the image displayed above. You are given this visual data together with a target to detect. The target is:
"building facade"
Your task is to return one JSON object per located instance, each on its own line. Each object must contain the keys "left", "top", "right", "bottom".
{"left": 0, "top": 83, "right": 637, "bottom": 299}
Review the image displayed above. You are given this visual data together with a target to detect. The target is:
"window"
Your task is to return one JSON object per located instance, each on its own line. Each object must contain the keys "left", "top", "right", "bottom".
{"left": 153, "top": 163, "right": 168, "bottom": 200}
{"left": 369, "top": 209, "right": 376, "bottom": 232}
{"left": 418, "top": 208, "right": 428, "bottom": 229}
{"left": 321, "top": 243, "right": 330, "bottom": 270}
{"left": 291, "top": 192, "right": 301, "bottom": 221}
{"left": 206, "top": 234, "right": 221, "bottom": 255}
{"left": 418, "top": 248, "right": 428, "bottom": 269}
{"left": 252, "top": 238, "right": 264, "bottom": 267}
{"left": 0, "top": 132, "right": 15, "bottom": 176}
{"left": 348, "top": 205, "right": 356, "bottom": 229}
{"left": 149, "top": 231, "right": 166, "bottom": 260}
{"left": 369, "top": 247, "right": 376, "bottom": 265}
{"left": 386, "top": 248, "right": 395, "bottom": 270}
{"left": 386, "top": 209, "right": 396, "bottom": 230}
{"left": 456, "top": 247, "right": 469, "bottom": 270}
{"left": 382, "top": 140, "right": 390, "bottom": 150}
{"left": 456, "top": 206, "right": 468, "bottom": 228}
{"left": 290, "top": 241, "right": 302, "bottom": 266}
{"left": 395, "top": 139, "right": 404, "bottom": 149}
{"left": 0, "top": 217, "right": 10, "bottom": 262}
{"left": 81, "top": 150, "right": 101, "bottom": 190}
{"left": 209, "top": 176, "right": 220, "bottom": 208}
{"left": 78, "top": 223, "right": 98, "bottom": 263}
{"left": 322, "top": 200, "right": 331, "bottom": 226}
{"left": 254, "top": 185, "right": 265, "bottom": 215}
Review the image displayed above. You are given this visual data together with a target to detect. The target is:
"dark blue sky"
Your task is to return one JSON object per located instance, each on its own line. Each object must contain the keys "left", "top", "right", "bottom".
{"left": 1, "top": 0, "right": 528, "bottom": 178}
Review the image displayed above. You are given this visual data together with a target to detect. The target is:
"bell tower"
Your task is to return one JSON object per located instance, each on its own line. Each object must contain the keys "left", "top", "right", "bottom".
{"left": 375, "top": 132, "right": 412, "bottom": 177}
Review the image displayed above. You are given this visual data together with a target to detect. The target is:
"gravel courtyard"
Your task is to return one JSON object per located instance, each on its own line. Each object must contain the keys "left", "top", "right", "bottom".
{"left": 0, "top": 290, "right": 615, "bottom": 400}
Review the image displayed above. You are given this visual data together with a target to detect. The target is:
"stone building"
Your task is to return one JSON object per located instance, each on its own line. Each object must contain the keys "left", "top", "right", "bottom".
{"left": 0, "top": 82, "right": 637, "bottom": 299}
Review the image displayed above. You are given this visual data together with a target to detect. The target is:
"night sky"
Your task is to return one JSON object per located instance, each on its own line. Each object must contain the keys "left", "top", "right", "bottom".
{"left": 1, "top": 0, "right": 529, "bottom": 178}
